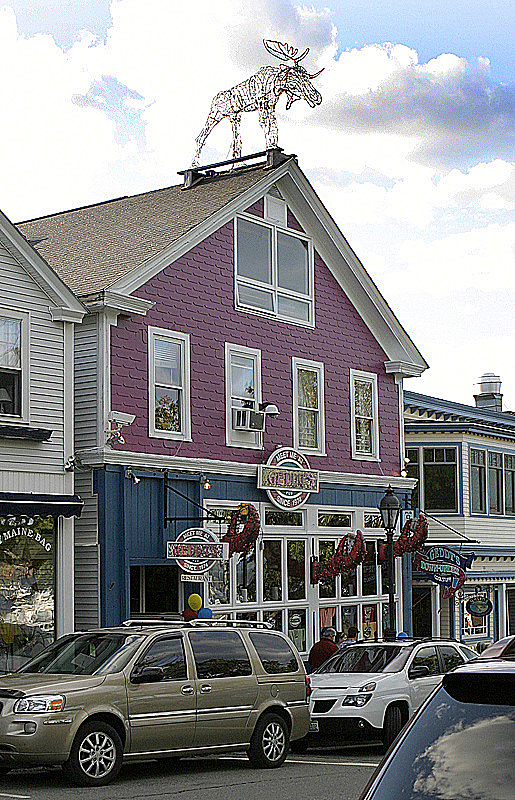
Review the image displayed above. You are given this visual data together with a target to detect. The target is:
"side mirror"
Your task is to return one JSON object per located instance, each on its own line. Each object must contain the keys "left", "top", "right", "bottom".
{"left": 408, "top": 664, "right": 430, "bottom": 680}
{"left": 131, "top": 665, "right": 165, "bottom": 684}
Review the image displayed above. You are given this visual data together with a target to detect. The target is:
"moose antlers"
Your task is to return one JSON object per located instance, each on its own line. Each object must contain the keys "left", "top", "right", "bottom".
{"left": 263, "top": 39, "right": 324, "bottom": 79}
{"left": 263, "top": 39, "right": 309, "bottom": 65}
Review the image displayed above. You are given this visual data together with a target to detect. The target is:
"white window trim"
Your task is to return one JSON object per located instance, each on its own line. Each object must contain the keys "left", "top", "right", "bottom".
{"left": 148, "top": 326, "right": 191, "bottom": 441}
{"left": 225, "top": 342, "right": 262, "bottom": 449}
{"left": 350, "top": 368, "right": 380, "bottom": 461}
{"left": 234, "top": 215, "right": 315, "bottom": 328}
{"left": 0, "top": 306, "right": 30, "bottom": 424}
{"left": 292, "top": 357, "right": 326, "bottom": 456}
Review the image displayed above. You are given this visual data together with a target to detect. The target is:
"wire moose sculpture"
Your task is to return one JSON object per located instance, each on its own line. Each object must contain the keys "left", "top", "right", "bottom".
{"left": 193, "top": 40, "right": 324, "bottom": 165}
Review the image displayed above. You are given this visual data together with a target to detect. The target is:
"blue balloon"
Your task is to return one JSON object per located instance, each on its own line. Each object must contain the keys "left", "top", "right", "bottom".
{"left": 197, "top": 607, "right": 213, "bottom": 619}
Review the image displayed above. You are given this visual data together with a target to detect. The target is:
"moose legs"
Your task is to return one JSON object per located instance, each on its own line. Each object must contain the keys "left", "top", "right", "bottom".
{"left": 258, "top": 104, "right": 279, "bottom": 149}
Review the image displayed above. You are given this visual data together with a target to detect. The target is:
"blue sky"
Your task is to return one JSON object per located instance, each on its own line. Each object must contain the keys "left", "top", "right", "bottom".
{"left": 0, "top": 0, "right": 513, "bottom": 407}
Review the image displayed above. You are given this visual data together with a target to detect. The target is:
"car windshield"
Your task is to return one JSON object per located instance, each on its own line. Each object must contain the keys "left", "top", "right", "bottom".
{"left": 17, "top": 632, "right": 145, "bottom": 676}
{"left": 317, "top": 644, "right": 410, "bottom": 674}
{"left": 365, "top": 673, "right": 515, "bottom": 800}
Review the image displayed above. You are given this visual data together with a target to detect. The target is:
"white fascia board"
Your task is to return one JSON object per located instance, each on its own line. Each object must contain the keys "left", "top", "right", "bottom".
{"left": 83, "top": 290, "right": 154, "bottom": 316}
{"left": 276, "top": 164, "right": 428, "bottom": 373}
{"left": 50, "top": 307, "right": 87, "bottom": 323}
{"left": 385, "top": 360, "right": 427, "bottom": 378}
{"left": 77, "top": 445, "right": 417, "bottom": 490}
{"left": 2, "top": 211, "right": 86, "bottom": 316}
{"left": 109, "top": 160, "right": 294, "bottom": 295}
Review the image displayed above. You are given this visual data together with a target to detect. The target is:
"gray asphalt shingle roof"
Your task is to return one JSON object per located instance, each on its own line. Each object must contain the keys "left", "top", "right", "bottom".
{"left": 16, "top": 165, "right": 270, "bottom": 296}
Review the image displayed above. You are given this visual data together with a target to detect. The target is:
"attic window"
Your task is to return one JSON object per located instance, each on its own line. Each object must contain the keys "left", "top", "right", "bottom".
{"left": 235, "top": 216, "right": 313, "bottom": 326}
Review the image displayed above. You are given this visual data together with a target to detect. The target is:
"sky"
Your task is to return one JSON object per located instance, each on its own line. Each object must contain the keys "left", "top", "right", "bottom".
{"left": 0, "top": 0, "right": 514, "bottom": 408}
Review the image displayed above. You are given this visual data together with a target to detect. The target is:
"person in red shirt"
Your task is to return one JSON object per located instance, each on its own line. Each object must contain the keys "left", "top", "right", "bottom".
{"left": 308, "top": 626, "right": 338, "bottom": 670}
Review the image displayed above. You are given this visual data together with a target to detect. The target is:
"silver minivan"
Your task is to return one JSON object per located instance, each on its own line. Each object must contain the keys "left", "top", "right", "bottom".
{"left": 0, "top": 620, "right": 310, "bottom": 785}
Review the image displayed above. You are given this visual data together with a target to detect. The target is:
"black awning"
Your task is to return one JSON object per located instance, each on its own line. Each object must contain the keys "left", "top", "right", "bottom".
{"left": 0, "top": 493, "right": 84, "bottom": 518}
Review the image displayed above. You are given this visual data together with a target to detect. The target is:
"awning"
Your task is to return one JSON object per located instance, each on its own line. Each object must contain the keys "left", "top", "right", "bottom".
{"left": 0, "top": 493, "right": 84, "bottom": 518}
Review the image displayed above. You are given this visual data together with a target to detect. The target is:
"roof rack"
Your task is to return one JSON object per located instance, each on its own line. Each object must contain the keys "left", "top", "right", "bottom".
{"left": 122, "top": 618, "right": 273, "bottom": 630}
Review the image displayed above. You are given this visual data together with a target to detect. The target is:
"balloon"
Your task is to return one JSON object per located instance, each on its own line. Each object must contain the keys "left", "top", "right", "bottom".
{"left": 197, "top": 607, "right": 213, "bottom": 619}
{"left": 188, "top": 593, "right": 202, "bottom": 611}
{"left": 182, "top": 608, "right": 198, "bottom": 621}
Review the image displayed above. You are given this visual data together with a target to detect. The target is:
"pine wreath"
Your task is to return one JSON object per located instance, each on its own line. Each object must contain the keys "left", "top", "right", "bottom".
{"left": 222, "top": 503, "right": 261, "bottom": 557}
{"left": 312, "top": 531, "right": 367, "bottom": 582}
{"left": 378, "top": 513, "right": 428, "bottom": 561}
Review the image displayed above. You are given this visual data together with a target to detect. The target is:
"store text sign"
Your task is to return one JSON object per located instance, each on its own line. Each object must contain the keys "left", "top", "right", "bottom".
{"left": 258, "top": 448, "right": 319, "bottom": 510}
{"left": 413, "top": 546, "right": 474, "bottom": 599}
{"left": 167, "top": 528, "right": 228, "bottom": 575}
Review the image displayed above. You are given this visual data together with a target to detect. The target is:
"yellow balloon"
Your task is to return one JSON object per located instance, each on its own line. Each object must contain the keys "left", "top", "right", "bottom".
{"left": 188, "top": 593, "right": 202, "bottom": 611}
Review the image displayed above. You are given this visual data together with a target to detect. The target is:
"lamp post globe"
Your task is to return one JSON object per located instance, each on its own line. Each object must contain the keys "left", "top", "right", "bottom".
{"left": 379, "top": 486, "right": 401, "bottom": 640}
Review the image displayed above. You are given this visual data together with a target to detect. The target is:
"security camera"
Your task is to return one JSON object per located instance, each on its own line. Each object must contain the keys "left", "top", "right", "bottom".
{"left": 259, "top": 402, "right": 280, "bottom": 417}
{"left": 108, "top": 410, "right": 135, "bottom": 425}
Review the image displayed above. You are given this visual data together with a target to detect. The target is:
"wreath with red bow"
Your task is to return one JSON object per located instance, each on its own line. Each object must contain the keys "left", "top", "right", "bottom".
{"left": 222, "top": 503, "right": 261, "bottom": 557}
{"left": 378, "top": 514, "right": 428, "bottom": 561}
{"left": 311, "top": 531, "right": 367, "bottom": 582}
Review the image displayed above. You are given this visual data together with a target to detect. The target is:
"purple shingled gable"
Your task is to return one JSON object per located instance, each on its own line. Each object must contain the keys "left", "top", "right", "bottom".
{"left": 110, "top": 219, "right": 400, "bottom": 476}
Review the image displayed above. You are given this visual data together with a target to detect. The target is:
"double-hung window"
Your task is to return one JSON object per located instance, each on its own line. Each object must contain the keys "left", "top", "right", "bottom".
{"left": 423, "top": 448, "right": 458, "bottom": 512}
{"left": 350, "top": 369, "right": 379, "bottom": 460}
{"left": 488, "top": 452, "right": 503, "bottom": 514}
{"left": 235, "top": 216, "right": 313, "bottom": 325}
{"left": 148, "top": 327, "right": 191, "bottom": 440}
{"left": 505, "top": 455, "right": 515, "bottom": 516}
{"left": 292, "top": 358, "right": 325, "bottom": 454}
{"left": 470, "top": 449, "right": 486, "bottom": 514}
{"left": 0, "top": 309, "right": 28, "bottom": 421}
{"left": 225, "top": 343, "right": 262, "bottom": 448}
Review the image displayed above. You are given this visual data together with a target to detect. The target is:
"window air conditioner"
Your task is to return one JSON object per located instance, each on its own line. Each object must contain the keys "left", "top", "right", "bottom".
{"left": 232, "top": 408, "right": 265, "bottom": 432}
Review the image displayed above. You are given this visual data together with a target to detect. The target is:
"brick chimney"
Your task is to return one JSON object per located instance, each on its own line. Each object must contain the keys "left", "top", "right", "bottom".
{"left": 474, "top": 373, "right": 503, "bottom": 412}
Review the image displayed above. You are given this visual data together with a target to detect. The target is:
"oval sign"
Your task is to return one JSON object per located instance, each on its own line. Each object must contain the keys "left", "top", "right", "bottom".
{"left": 465, "top": 598, "right": 493, "bottom": 617}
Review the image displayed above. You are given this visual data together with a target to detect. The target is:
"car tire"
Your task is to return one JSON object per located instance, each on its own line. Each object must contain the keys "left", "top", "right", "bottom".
{"left": 289, "top": 736, "right": 309, "bottom": 754}
{"left": 247, "top": 713, "right": 290, "bottom": 768}
{"left": 382, "top": 705, "right": 403, "bottom": 751}
{"left": 63, "top": 720, "right": 123, "bottom": 786}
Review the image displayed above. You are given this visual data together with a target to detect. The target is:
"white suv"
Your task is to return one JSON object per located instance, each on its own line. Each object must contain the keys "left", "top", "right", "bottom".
{"left": 296, "top": 638, "right": 476, "bottom": 751}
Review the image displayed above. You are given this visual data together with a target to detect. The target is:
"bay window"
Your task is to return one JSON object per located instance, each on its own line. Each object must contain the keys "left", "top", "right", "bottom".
{"left": 470, "top": 449, "right": 486, "bottom": 514}
{"left": 488, "top": 452, "right": 503, "bottom": 514}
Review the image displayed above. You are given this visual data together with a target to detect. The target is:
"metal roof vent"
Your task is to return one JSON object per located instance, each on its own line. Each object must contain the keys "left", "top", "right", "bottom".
{"left": 474, "top": 372, "right": 503, "bottom": 412}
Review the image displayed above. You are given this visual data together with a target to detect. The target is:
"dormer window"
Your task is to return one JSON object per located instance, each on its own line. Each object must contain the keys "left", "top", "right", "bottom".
{"left": 234, "top": 215, "right": 313, "bottom": 325}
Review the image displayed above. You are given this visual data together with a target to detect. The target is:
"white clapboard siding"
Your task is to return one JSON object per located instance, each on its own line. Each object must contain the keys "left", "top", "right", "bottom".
{"left": 73, "top": 469, "right": 100, "bottom": 629}
{"left": 0, "top": 243, "right": 66, "bottom": 484}
{"left": 74, "top": 545, "right": 100, "bottom": 630}
{"left": 74, "top": 314, "right": 99, "bottom": 451}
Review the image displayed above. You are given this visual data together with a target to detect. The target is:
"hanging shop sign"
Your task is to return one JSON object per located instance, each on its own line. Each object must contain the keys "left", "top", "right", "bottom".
{"left": 465, "top": 596, "right": 493, "bottom": 617}
{"left": 412, "top": 546, "right": 475, "bottom": 599}
{"left": 257, "top": 448, "right": 319, "bottom": 510}
{"left": 167, "top": 528, "right": 229, "bottom": 575}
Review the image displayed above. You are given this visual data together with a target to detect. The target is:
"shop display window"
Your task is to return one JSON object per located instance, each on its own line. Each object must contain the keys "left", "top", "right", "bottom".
{"left": 362, "top": 541, "right": 378, "bottom": 595}
{"left": 341, "top": 606, "right": 358, "bottom": 638}
{"left": 236, "top": 546, "right": 256, "bottom": 602}
{"left": 319, "top": 606, "right": 336, "bottom": 630}
{"left": 362, "top": 603, "right": 378, "bottom": 640}
{"left": 319, "top": 540, "right": 336, "bottom": 598}
{"left": 318, "top": 512, "right": 352, "bottom": 528}
{"left": 462, "top": 596, "right": 488, "bottom": 637}
{"left": 0, "top": 516, "right": 55, "bottom": 671}
{"left": 288, "top": 608, "right": 307, "bottom": 652}
{"left": 287, "top": 540, "right": 306, "bottom": 600}
{"left": 264, "top": 509, "right": 303, "bottom": 527}
{"left": 263, "top": 540, "right": 282, "bottom": 601}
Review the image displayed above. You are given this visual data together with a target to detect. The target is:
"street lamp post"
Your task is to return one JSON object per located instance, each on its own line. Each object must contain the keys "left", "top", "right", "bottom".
{"left": 379, "top": 486, "right": 401, "bottom": 641}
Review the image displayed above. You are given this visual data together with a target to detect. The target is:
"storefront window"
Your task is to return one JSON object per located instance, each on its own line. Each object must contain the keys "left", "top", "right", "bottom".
{"left": 236, "top": 546, "right": 256, "bottom": 602}
{"left": 362, "top": 603, "right": 378, "bottom": 640}
{"left": 264, "top": 609, "right": 283, "bottom": 630}
{"left": 287, "top": 540, "right": 306, "bottom": 600}
{"left": 0, "top": 516, "right": 55, "bottom": 671}
{"left": 318, "top": 512, "right": 352, "bottom": 528}
{"left": 263, "top": 540, "right": 282, "bottom": 601}
{"left": 264, "top": 509, "right": 303, "bottom": 527}
{"left": 341, "top": 566, "right": 357, "bottom": 597}
{"left": 208, "top": 559, "right": 230, "bottom": 606}
{"left": 288, "top": 608, "right": 306, "bottom": 652}
{"left": 362, "top": 541, "right": 378, "bottom": 595}
{"left": 462, "top": 595, "right": 488, "bottom": 637}
{"left": 341, "top": 606, "right": 358, "bottom": 638}
{"left": 319, "top": 540, "right": 336, "bottom": 598}
{"left": 319, "top": 606, "right": 336, "bottom": 631}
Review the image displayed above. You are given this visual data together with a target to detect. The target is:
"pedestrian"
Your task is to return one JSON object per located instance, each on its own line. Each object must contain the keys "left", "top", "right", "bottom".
{"left": 308, "top": 626, "right": 339, "bottom": 670}
{"left": 338, "top": 625, "right": 359, "bottom": 648}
